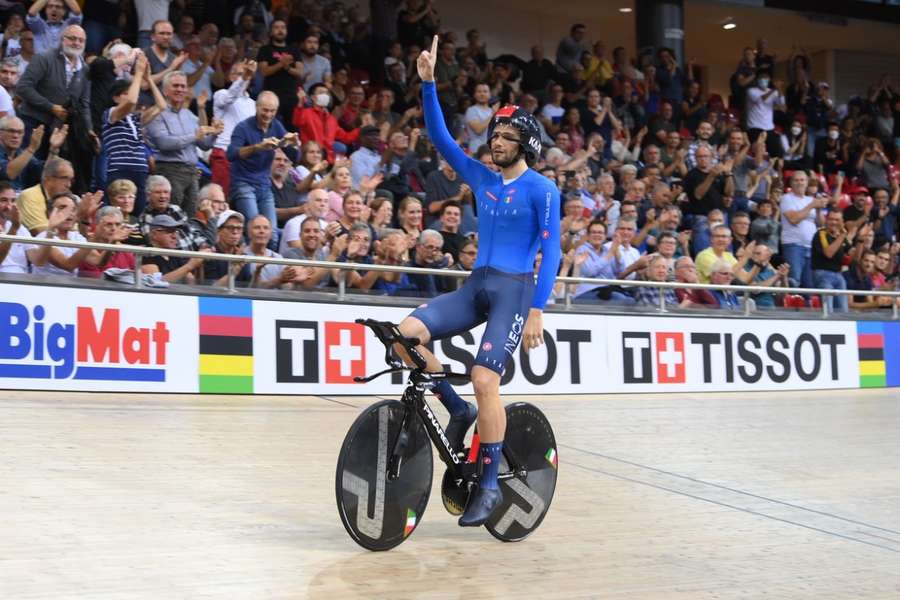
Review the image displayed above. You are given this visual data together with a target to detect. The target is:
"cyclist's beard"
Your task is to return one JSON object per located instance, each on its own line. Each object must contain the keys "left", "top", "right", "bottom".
{"left": 493, "top": 147, "right": 522, "bottom": 169}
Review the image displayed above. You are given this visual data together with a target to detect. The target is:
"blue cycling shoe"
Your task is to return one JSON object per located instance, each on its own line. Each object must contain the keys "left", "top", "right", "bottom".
{"left": 458, "top": 486, "right": 503, "bottom": 527}
{"left": 445, "top": 401, "right": 478, "bottom": 453}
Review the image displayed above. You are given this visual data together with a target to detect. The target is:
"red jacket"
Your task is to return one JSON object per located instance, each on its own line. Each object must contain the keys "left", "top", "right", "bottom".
{"left": 292, "top": 105, "right": 360, "bottom": 162}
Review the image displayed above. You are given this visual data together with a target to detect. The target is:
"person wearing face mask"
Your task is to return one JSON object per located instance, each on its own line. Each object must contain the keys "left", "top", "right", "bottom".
{"left": 814, "top": 121, "right": 842, "bottom": 176}
{"left": 745, "top": 69, "right": 785, "bottom": 159}
{"left": 292, "top": 83, "right": 366, "bottom": 163}
{"left": 781, "top": 120, "right": 810, "bottom": 171}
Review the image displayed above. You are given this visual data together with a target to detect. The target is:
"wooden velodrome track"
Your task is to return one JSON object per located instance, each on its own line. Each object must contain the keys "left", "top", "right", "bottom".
{"left": 2, "top": 388, "right": 899, "bottom": 599}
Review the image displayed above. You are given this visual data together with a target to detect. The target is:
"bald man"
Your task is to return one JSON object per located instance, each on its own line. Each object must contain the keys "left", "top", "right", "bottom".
{"left": 227, "top": 90, "right": 301, "bottom": 250}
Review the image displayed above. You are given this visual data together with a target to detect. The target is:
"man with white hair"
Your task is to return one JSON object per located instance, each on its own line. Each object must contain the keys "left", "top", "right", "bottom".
{"left": 0, "top": 115, "right": 67, "bottom": 191}
{"left": 146, "top": 70, "right": 223, "bottom": 217}
{"left": 16, "top": 24, "right": 93, "bottom": 166}
{"left": 88, "top": 42, "right": 139, "bottom": 134}
{"left": 211, "top": 58, "right": 257, "bottom": 195}
{"left": 406, "top": 229, "right": 452, "bottom": 297}
{"left": 138, "top": 174, "right": 209, "bottom": 251}
{"left": 227, "top": 90, "right": 300, "bottom": 249}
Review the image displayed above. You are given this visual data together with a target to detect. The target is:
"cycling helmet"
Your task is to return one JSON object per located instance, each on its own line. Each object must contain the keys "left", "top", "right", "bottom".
{"left": 487, "top": 105, "right": 542, "bottom": 166}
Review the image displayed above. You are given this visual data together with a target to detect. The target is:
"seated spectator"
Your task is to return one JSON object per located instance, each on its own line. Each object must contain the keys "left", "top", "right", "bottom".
{"left": 244, "top": 214, "right": 300, "bottom": 289}
{"left": 372, "top": 228, "right": 413, "bottom": 295}
{"left": 103, "top": 54, "right": 166, "bottom": 215}
{"left": 77, "top": 206, "right": 136, "bottom": 278}
{"left": 331, "top": 222, "right": 381, "bottom": 291}
{"left": 708, "top": 260, "right": 741, "bottom": 309}
{"left": 190, "top": 183, "right": 228, "bottom": 248}
{"left": 349, "top": 125, "right": 383, "bottom": 189}
{"left": 574, "top": 217, "right": 642, "bottom": 304}
{"left": 138, "top": 175, "right": 209, "bottom": 251}
{"left": 634, "top": 254, "right": 679, "bottom": 308}
{"left": 141, "top": 214, "right": 205, "bottom": 284}
{"left": 367, "top": 194, "right": 394, "bottom": 239}
{"left": 0, "top": 117, "right": 67, "bottom": 192}
{"left": 282, "top": 217, "right": 334, "bottom": 289}
{"left": 673, "top": 256, "right": 718, "bottom": 307}
{"left": 0, "top": 181, "right": 31, "bottom": 273}
{"left": 322, "top": 161, "right": 353, "bottom": 221}
{"left": 107, "top": 178, "right": 146, "bottom": 246}
{"left": 211, "top": 59, "right": 258, "bottom": 196}
{"left": 291, "top": 140, "right": 329, "bottom": 205}
{"left": 279, "top": 188, "right": 330, "bottom": 255}
{"left": 271, "top": 149, "right": 305, "bottom": 228}
{"left": 293, "top": 83, "right": 363, "bottom": 163}
{"left": 845, "top": 250, "right": 892, "bottom": 310}
{"left": 750, "top": 198, "right": 779, "bottom": 252}
{"left": 436, "top": 200, "right": 468, "bottom": 262}
{"left": 27, "top": 192, "right": 90, "bottom": 277}
{"left": 17, "top": 157, "right": 76, "bottom": 234}
{"left": 695, "top": 224, "right": 737, "bottom": 283}
{"left": 424, "top": 158, "right": 477, "bottom": 234}
{"left": 405, "top": 228, "right": 452, "bottom": 297}
{"left": 27, "top": 0, "right": 83, "bottom": 56}
{"left": 811, "top": 210, "right": 853, "bottom": 312}
{"left": 736, "top": 243, "right": 790, "bottom": 308}
{"left": 380, "top": 128, "right": 422, "bottom": 200}
{"left": 448, "top": 239, "right": 478, "bottom": 289}
{"left": 327, "top": 190, "right": 370, "bottom": 239}
{"left": 145, "top": 70, "right": 222, "bottom": 217}
{"left": 730, "top": 211, "right": 752, "bottom": 256}
{"left": 202, "top": 209, "right": 253, "bottom": 286}
{"left": 0, "top": 58, "right": 19, "bottom": 119}
{"left": 397, "top": 196, "right": 424, "bottom": 247}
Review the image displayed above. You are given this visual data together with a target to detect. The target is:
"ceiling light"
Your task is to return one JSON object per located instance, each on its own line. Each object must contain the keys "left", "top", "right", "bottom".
{"left": 619, "top": 7, "right": 632, "bottom": 13}
{"left": 722, "top": 20, "right": 736, "bottom": 30}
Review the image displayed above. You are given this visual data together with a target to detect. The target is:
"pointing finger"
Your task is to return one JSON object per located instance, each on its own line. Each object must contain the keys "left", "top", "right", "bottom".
{"left": 430, "top": 34, "right": 438, "bottom": 58}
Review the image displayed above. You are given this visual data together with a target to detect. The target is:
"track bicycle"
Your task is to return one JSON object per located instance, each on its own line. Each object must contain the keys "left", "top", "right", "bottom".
{"left": 335, "top": 319, "right": 558, "bottom": 551}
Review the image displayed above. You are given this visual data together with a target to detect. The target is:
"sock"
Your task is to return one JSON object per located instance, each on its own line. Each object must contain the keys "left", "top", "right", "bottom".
{"left": 479, "top": 442, "right": 503, "bottom": 490}
{"left": 432, "top": 379, "right": 467, "bottom": 417}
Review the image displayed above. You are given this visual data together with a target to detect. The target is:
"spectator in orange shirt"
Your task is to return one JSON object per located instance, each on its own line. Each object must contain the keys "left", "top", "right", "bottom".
{"left": 292, "top": 83, "right": 372, "bottom": 162}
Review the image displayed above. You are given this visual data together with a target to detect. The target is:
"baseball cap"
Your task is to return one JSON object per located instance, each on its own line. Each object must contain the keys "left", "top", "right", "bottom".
{"left": 149, "top": 214, "right": 183, "bottom": 229}
{"left": 850, "top": 185, "right": 869, "bottom": 195}
{"left": 216, "top": 209, "right": 245, "bottom": 228}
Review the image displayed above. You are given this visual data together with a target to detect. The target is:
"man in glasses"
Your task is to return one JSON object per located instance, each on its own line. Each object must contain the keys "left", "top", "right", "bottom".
{"left": 392, "top": 36, "right": 561, "bottom": 527}
{"left": 0, "top": 116, "right": 67, "bottom": 191}
{"left": 26, "top": 0, "right": 83, "bottom": 55}
{"left": 16, "top": 156, "right": 74, "bottom": 233}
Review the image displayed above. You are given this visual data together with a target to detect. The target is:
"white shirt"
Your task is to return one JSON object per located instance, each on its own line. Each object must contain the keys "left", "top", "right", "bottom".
{"left": 244, "top": 247, "right": 284, "bottom": 282}
{"left": 0, "top": 86, "right": 14, "bottom": 118}
{"left": 31, "top": 230, "right": 85, "bottom": 276}
{"left": 135, "top": 0, "right": 172, "bottom": 31}
{"left": 745, "top": 86, "right": 783, "bottom": 131}
{"left": 0, "top": 220, "right": 31, "bottom": 273}
{"left": 464, "top": 104, "right": 493, "bottom": 152}
{"left": 213, "top": 78, "right": 256, "bottom": 151}
{"left": 780, "top": 192, "right": 818, "bottom": 247}
{"left": 541, "top": 103, "right": 565, "bottom": 124}
{"left": 279, "top": 214, "right": 327, "bottom": 256}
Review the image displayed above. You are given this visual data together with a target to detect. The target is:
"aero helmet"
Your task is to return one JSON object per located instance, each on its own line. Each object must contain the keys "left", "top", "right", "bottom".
{"left": 487, "top": 105, "right": 542, "bottom": 166}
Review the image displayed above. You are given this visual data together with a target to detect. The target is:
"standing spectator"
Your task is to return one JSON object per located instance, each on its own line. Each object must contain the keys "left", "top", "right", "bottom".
{"left": 380, "top": 128, "right": 421, "bottom": 200}
{"left": 673, "top": 256, "right": 718, "bottom": 307}
{"left": 433, "top": 40, "right": 461, "bottom": 124}
{"left": 683, "top": 144, "right": 734, "bottom": 253}
{"left": 349, "top": 125, "right": 383, "bottom": 188}
{"left": 556, "top": 23, "right": 587, "bottom": 74}
{"left": 26, "top": 0, "right": 82, "bottom": 56}
{"left": 211, "top": 59, "right": 258, "bottom": 196}
{"left": 77, "top": 205, "right": 136, "bottom": 278}
{"left": 464, "top": 83, "right": 495, "bottom": 153}
{"left": 181, "top": 36, "right": 215, "bottom": 100}
{"left": 141, "top": 214, "right": 205, "bottom": 284}
{"left": 298, "top": 33, "right": 331, "bottom": 91}
{"left": 685, "top": 121, "right": 717, "bottom": 170}
{"left": 812, "top": 210, "right": 854, "bottom": 312}
{"left": 146, "top": 70, "right": 222, "bottom": 217}
{"left": 27, "top": 192, "right": 90, "bottom": 277}
{"left": 82, "top": 0, "right": 123, "bottom": 55}
{"left": 87, "top": 43, "right": 136, "bottom": 137}
{"left": 695, "top": 224, "right": 737, "bottom": 283}
{"left": 145, "top": 20, "right": 188, "bottom": 99}
{"left": 0, "top": 181, "right": 31, "bottom": 274}
{"left": 814, "top": 121, "right": 842, "bottom": 176}
{"left": 171, "top": 14, "right": 195, "bottom": 51}
{"left": 292, "top": 83, "right": 363, "bottom": 162}
{"left": 227, "top": 91, "right": 300, "bottom": 248}
{"left": 750, "top": 197, "right": 780, "bottom": 252}
{"left": 0, "top": 59, "right": 17, "bottom": 119}
{"left": 13, "top": 30, "right": 35, "bottom": 77}
{"left": 135, "top": 0, "right": 173, "bottom": 50}
{"left": 855, "top": 138, "right": 891, "bottom": 191}
{"left": 0, "top": 117, "right": 67, "bottom": 191}
{"left": 745, "top": 71, "right": 785, "bottom": 158}
{"left": 16, "top": 157, "right": 75, "bottom": 234}
{"left": 257, "top": 19, "right": 303, "bottom": 127}
{"left": 16, "top": 24, "right": 94, "bottom": 176}
{"left": 635, "top": 254, "right": 680, "bottom": 308}
{"left": 521, "top": 45, "right": 556, "bottom": 96}
{"left": 102, "top": 55, "right": 166, "bottom": 215}
{"left": 656, "top": 47, "right": 687, "bottom": 110}
{"left": 271, "top": 149, "right": 304, "bottom": 228}
{"left": 780, "top": 170, "right": 825, "bottom": 289}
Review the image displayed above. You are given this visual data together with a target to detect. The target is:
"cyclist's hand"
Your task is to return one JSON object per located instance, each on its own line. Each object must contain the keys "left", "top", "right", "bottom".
{"left": 417, "top": 35, "right": 438, "bottom": 82}
{"left": 522, "top": 308, "right": 544, "bottom": 353}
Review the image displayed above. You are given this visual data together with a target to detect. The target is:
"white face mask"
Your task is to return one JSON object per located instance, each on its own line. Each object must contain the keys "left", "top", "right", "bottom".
{"left": 791, "top": 126, "right": 802, "bottom": 136}
{"left": 314, "top": 93, "right": 330, "bottom": 107}
{"left": 828, "top": 130, "right": 840, "bottom": 140}
{"left": 758, "top": 78, "right": 769, "bottom": 89}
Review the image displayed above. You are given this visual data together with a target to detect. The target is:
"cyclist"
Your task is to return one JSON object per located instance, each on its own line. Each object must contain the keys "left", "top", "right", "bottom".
{"left": 394, "top": 36, "right": 561, "bottom": 527}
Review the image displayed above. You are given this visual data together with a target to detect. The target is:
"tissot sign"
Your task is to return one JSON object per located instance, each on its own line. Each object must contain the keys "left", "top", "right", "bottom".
{"left": 608, "top": 317, "right": 858, "bottom": 392}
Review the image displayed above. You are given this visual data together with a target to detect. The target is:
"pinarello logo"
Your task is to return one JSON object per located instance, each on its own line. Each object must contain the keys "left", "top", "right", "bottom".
{"left": 542, "top": 230, "right": 550, "bottom": 239}
{"left": 482, "top": 342, "right": 492, "bottom": 352}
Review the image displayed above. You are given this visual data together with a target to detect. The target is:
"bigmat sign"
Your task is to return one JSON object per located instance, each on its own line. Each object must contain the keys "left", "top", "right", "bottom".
{"left": 2, "top": 283, "right": 896, "bottom": 394}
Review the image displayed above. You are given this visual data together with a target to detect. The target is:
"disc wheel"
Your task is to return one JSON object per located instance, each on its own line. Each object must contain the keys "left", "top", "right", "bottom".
{"left": 335, "top": 400, "right": 432, "bottom": 551}
{"left": 484, "top": 402, "right": 558, "bottom": 542}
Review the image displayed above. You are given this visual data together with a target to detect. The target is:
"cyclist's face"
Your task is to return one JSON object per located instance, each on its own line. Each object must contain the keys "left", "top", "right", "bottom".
{"left": 490, "top": 124, "right": 522, "bottom": 168}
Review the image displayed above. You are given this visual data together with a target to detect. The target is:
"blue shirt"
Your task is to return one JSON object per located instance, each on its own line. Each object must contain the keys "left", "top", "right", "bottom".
{"left": 227, "top": 116, "right": 299, "bottom": 186}
{"left": 0, "top": 146, "right": 43, "bottom": 191}
{"left": 422, "top": 81, "right": 561, "bottom": 309}
{"left": 573, "top": 243, "right": 615, "bottom": 297}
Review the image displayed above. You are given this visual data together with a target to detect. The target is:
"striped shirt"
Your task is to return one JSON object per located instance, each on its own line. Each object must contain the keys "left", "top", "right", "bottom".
{"left": 102, "top": 108, "right": 149, "bottom": 173}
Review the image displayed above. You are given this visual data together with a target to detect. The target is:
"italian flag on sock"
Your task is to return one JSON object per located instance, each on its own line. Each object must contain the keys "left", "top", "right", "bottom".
{"left": 545, "top": 448, "right": 558, "bottom": 469}
{"left": 404, "top": 508, "right": 417, "bottom": 537}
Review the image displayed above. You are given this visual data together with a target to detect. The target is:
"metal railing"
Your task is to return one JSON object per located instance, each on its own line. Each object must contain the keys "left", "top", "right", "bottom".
{"left": 3, "top": 233, "right": 899, "bottom": 319}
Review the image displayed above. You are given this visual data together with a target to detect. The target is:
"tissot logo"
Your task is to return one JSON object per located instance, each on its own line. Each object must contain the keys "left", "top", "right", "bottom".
{"left": 275, "top": 320, "right": 318, "bottom": 383}
{"left": 325, "top": 322, "right": 366, "bottom": 383}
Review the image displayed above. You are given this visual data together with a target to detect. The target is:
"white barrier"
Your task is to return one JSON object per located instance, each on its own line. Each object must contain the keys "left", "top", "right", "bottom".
{"left": 2, "top": 283, "right": 897, "bottom": 394}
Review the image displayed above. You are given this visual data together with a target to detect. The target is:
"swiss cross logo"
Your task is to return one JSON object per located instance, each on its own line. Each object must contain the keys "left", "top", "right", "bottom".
{"left": 324, "top": 322, "right": 365, "bottom": 383}
{"left": 655, "top": 332, "right": 685, "bottom": 383}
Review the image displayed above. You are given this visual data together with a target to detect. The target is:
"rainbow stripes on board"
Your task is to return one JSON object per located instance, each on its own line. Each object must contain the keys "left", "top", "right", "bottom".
{"left": 198, "top": 297, "right": 253, "bottom": 393}
{"left": 856, "top": 322, "right": 900, "bottom": 389}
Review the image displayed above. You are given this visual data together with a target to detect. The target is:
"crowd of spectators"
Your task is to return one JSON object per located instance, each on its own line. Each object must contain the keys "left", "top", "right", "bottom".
{"left": 0, "top": 0, "right": 897, "bottom": 311}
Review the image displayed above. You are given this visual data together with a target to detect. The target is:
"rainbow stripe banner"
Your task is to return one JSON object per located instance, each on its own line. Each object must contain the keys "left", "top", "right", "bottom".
{"left": 198, "top": 297, "right": 253, "bottom": 393}
{"left": 856, "top": 322, "right": 900, "bottom": 389}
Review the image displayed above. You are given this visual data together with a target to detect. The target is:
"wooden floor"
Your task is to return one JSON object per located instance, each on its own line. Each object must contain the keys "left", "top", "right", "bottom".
{"left": 2, "top": 388, "right": 899, "bottom": 600}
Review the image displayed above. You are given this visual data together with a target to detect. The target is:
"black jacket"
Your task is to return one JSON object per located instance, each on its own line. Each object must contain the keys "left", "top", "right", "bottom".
{"left": 16, "top": 48, "right": 92, "bottom": 134}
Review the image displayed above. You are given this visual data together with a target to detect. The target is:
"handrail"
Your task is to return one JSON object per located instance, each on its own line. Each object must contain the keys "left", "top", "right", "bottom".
{"left": 3, "top": 233, "right": 898, "bottom": 319}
